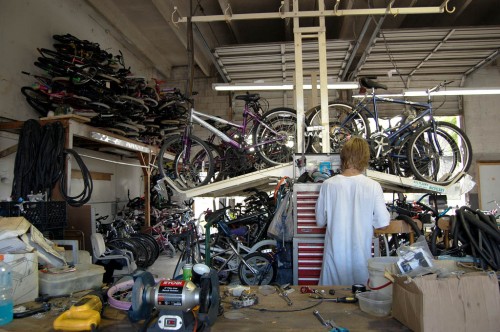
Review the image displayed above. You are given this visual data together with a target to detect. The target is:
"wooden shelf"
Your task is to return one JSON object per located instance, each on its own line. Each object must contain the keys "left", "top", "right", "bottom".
{"left": 0, "top": 118, "right": 157, "bottom": 226}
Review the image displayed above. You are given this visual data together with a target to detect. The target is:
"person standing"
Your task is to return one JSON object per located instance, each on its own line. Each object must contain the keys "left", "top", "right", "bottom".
{"left": 316, "top": 137, "right": 390, "bottom": 286}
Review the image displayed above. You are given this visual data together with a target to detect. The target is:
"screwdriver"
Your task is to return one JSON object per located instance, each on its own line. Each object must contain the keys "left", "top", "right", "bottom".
{"left": 310, "top": 296, "right": 358, "bottom": 303}
{"left": 330, "top": 296, "right": 358, "bottom": 303}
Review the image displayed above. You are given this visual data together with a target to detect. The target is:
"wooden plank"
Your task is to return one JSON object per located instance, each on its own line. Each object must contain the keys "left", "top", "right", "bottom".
{"left": 0, "top": 144, "right": 17, "bottom": 158}
{"left": 71, "top": 169, "right": 112, "bottom": 181}
{"left": 40, "top": 114, "right": 90, "bottom": 123}
{"left": 375, "top": 219, "right": 423, "bottom": 234}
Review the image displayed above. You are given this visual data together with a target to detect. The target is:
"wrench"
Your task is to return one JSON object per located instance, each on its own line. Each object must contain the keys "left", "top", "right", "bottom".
{"left": 273, "top": 283, "right": 293, "bottom": 306}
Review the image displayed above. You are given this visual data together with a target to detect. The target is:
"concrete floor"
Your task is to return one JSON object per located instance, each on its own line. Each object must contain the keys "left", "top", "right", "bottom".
{"left": 146, "top": 251, "right": 182, "bottom": 279}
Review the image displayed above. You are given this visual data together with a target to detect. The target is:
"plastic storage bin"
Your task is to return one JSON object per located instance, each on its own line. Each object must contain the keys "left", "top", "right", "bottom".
{"left": 38, "top": 264, "right": 105, "bottom": 296}
{"left": 356, "top": 291, "right": 392, "bottom": 317}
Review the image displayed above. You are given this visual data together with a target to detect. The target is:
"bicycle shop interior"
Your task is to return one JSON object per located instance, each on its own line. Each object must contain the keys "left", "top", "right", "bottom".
{"left": 0, "top": 1, "right": 499, "bottom": 331}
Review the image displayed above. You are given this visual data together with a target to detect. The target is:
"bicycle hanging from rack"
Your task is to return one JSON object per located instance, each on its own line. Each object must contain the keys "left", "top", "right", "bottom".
{"left": 157, "top": 91, "right": 307, "bottom": 188}
{"left": 308, "top": 78, "right": 472, "bottom": 186}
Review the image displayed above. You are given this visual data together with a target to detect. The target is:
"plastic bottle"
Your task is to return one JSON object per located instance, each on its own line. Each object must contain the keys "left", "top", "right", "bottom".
{"left": 0, "top": 255, "right": 13, "bottom": 326}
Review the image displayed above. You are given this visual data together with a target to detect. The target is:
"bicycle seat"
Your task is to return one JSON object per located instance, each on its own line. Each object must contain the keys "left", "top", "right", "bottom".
{"left": 235, "top": 94, "right": 260, "bottom": 102}
{"left": 205, "top": 208, "right": 227, "bottom": 227}
{"left": 360, "top": 77, "right": 387, "bottom": 90}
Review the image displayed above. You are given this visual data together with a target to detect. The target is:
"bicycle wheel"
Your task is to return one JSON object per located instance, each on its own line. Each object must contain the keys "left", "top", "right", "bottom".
{"left": 307, "top": 101, "right": 371, "bottom": 153}
{"left": 253, "top": 107, "right": 300, "bottom": 166}
{"left": 21, "top": 87, "right": 50, "bottom": 104}
{"left": 238, "top": 252, "right": 276, "bottom": 286}
{"left": 158, "top": 134, "right": 215, "bottom": 188}
{"left": 389, "top": 131, "right": 414, "bottom": 178}
{"left": 407, "top": 122, "right": 472, "bottom": 186}
{"left": 131, "top": 233, "right": 160, "bottom": 267}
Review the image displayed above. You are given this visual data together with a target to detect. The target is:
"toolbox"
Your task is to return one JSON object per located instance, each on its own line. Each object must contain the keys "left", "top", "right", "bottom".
{"left": 38, "top": 263, "right": 105, "bottom": 296}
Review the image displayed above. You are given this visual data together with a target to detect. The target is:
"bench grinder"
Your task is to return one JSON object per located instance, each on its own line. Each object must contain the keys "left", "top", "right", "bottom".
{"left": 128, "top": 268, "right": 220, "bottom": 331}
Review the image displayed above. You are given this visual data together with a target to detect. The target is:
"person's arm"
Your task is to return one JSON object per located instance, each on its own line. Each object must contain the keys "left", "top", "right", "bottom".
{"left": 316, "top": 185, "right": 327, "bottom": 227}
{"left": 372, "top": 184, "right": 390, "bottom": 229}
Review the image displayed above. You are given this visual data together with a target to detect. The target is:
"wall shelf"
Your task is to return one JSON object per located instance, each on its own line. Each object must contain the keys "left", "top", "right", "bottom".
{"left": 0, "top": 117, "right": 157, "bottom": 226}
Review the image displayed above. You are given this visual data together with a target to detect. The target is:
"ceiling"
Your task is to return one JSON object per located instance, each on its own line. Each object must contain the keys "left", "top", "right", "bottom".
{"left": 87, "top": 0, "right": 500, "bottom": 109}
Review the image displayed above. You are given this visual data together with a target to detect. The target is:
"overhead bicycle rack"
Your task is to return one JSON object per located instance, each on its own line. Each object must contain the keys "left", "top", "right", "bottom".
{"left": 366, "top": 169, "right": 447, "bottom": 194}
{"left": 163, "top": 162, "right": 294, "bottom": 198}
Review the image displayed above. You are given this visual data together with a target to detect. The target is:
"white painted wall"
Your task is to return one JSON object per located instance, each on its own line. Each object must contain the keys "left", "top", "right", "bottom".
{"left": 0, "top": 0, "right": 154, "bottom": 218}
{"left": 463, "top": 62, "right": 500, "bottom": 197}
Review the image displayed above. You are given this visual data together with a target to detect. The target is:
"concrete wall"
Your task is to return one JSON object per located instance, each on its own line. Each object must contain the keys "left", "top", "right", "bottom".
{"left": 0, "top": 0, "right": 154, "bottom": 217}
{"left": 463, "top": 61, "right": 500, "bottom": 197}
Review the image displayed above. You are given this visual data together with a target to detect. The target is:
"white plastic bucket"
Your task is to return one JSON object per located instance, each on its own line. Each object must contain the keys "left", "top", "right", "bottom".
{"left": 367, "top": 257, "right": 399, "bottom": 298}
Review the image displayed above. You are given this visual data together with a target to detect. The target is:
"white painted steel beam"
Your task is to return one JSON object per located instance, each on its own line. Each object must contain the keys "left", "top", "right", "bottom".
{"left": 175, "top": 6, "right": 449, "bottom": 23}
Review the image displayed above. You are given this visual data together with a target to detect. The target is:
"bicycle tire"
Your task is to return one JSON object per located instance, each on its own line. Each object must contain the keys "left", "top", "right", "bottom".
{"left": 108, "top": 238, "right": 148, "bottom": 269}
{"left": 307, "top": 100, "right": 371, "bottom": 153}
{"left": 238, "top": 252, "right": 276, "bottom": 286}
{"left": 131, "top": 233, "right": 160, "bottom": 267}
{"left": 253, "top": 107, "right": 301, "bottom": 166}
{"left": 390, "top": 131, "right": 414, "bottom": 178}
{"left": 21, "top": 87, "right": 50, "bottom": 104}
{"left": 407, "top": 122, "right": 472, "bottom": 186}
{"left": 25, "top": 96, "right": 52, "bottom": 117}
{"left": 158, "top": 134, "right": 215, "bottom": 188}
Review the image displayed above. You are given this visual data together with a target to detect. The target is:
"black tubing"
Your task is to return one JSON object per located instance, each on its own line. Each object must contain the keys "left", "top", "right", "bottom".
{"left": 396, "top": 214, "right": 423, "bottom": 237}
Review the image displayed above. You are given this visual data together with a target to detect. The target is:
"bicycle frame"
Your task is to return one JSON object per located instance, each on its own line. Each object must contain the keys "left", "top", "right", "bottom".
{"left": 356, "top": 91, "right": 432, "bottom": 139}
{"left": 348, "top": 88, "right": 445, "bottom": 159}
{"left": 186, "top": 105, "right": 287, "bottom": 151}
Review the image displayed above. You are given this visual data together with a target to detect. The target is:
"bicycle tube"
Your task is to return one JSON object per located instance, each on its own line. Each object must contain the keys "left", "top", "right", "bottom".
{"left": 396, "top": 215, "right": 423, "bottom": 237}
{"left": 158, "top": 134, "right": 215, "bottom": 188}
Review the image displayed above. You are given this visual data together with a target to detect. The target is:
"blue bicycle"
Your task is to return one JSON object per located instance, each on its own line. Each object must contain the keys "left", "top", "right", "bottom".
{"left": 307, "top": 78, "right": 472, "bottom": 186}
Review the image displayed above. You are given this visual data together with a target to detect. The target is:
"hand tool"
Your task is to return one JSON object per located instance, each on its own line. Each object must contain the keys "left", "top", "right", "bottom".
{"left": 53, "top": 293, "right": 103, "bottom": 331}
{"left": 313, "top": 310, "right": 350, "bottom": 331}
{"left": 309, "top": 296, "right": 358, "bottom": 303}
{"left": 273, "top": 283, "right": 293, "bottom": 306}
{"left": 300, "top": 286, "right": 324, "bottom": 296}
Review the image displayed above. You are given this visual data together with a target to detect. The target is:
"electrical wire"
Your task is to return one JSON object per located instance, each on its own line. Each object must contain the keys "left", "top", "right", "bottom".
{"left": 60, "top": 148, "right": 93, "bottom": 207}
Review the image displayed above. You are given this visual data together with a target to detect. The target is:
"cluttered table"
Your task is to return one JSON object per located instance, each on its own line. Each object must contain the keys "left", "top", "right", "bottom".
{"left": 2, "top": 285, "right": 409, "bottom": 332}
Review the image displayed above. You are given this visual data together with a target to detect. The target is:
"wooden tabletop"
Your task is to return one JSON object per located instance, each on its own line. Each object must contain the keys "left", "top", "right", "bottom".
{"left": 3, "top": 286, "right": 410, "bottom": 332}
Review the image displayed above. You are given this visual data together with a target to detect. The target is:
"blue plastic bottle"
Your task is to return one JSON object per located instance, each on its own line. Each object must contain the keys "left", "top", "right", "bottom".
{"left": 0, "top": 255, "right": 13, "bottom": 326}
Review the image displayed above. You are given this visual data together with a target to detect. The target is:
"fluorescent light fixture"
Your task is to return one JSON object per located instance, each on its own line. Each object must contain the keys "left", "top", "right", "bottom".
{"left": 353, "top": 88, "right": 500, "bottom": 98}
{"left": 304, "top": 83, "right": 360, "bottom": 90}
{"left": 213, "top": 82, "right": 359, "bottom": 91}
{"left": 213, "top": 83, "right": 293, "bottom": 91}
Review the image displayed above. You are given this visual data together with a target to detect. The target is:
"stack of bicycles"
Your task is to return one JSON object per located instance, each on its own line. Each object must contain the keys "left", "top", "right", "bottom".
{"left": 157, "top": 91, "right": 304, "bottom": 188}
{"left": 307, "top": 77, "right": 472, "bottom": 186}
{"left": 21, "top": 33, "right": 187, "bottom": 146}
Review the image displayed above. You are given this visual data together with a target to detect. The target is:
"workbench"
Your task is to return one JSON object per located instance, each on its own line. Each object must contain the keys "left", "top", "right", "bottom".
{"left": 3, "top": 286, "right": 410, "bottom": 332}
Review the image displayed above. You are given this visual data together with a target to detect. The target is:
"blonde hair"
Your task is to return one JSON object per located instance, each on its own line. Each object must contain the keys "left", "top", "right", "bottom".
{"left": 340, "top": 137, "right": 370, "bottom": 172}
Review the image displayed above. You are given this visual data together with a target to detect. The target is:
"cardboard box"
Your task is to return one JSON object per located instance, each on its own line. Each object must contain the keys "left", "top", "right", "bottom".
{"left": 4, "top": 252, "right": 38, "bottom": 305}
{"left": 392, "top": 272, "right": 500, "bottom": 332}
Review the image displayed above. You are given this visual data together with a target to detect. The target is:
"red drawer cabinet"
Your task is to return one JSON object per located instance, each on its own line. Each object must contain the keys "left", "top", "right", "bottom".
{"left": 293, "top": 238, "right": 325, "bottom": 285}
{"left": 293, "top": 183, "right": 326, "bottom": 236}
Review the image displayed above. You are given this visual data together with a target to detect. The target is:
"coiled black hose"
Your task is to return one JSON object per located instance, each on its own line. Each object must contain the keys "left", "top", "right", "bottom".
{"left": 59, "top": 148, "right": 93, "bottom": 207}
{"left": 396, "top": 214, "right": 423, "bottom": 237}
{"left": 455, "top": 206, "right": 500, "bottom": 271}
